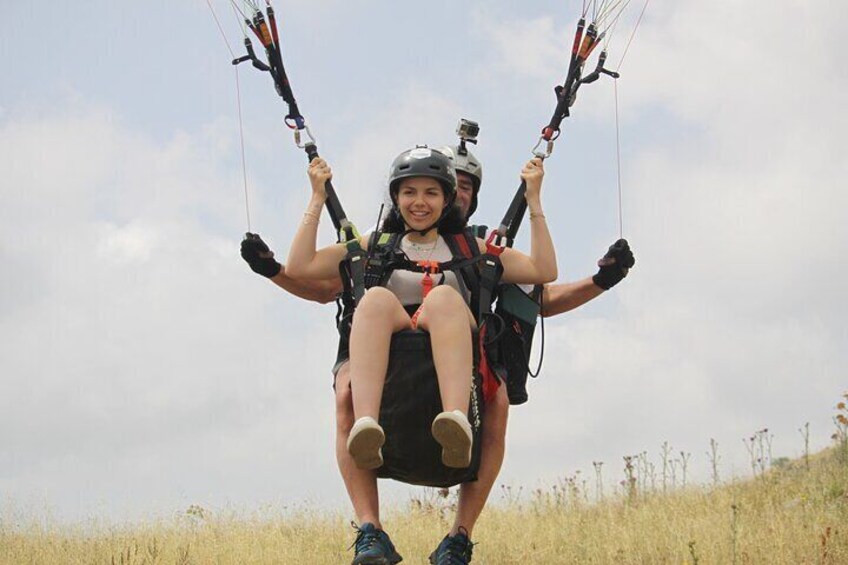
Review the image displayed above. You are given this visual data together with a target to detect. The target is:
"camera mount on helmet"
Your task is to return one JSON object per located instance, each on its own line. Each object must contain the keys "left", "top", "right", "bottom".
{"left": 456, "top": 118, "right": 480, "bottom": 156}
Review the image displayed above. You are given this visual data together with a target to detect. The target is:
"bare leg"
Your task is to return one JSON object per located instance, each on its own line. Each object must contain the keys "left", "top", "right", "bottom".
{"left": 335, "top": 362, "right": 381, "bottom": 528}
{"left": 415, "top": 286, "right": 476, "bottom": 414}
{"left": 452, "top": 384, "right": 510, "bottom": 537}
{"left": 348, "top": 287, "right": 413, "bottom": 420}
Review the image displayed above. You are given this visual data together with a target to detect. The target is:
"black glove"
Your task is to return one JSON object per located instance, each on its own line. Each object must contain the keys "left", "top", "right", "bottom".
{"left": 241, "top": 233, "right": 282, "bottom": 278}
{"left": 592, "top": 238, "right": 635, "bottom": 290}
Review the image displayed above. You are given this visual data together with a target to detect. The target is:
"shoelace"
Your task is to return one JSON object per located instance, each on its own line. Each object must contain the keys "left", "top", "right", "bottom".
{"left": 436, "top": 529, "right": 475, "bottom": 564}
{"left": 348, "top": 522, "right": 382, "bottom": 553}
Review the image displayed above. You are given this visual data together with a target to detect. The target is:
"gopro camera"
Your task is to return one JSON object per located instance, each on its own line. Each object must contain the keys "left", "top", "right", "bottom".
{"left": 456, "top": 118, "right": 480, "bottom": 144}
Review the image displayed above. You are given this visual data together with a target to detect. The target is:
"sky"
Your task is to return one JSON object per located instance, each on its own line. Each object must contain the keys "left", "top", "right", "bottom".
{"left": 1, "top": 1, "right": 846, "bottom": 526}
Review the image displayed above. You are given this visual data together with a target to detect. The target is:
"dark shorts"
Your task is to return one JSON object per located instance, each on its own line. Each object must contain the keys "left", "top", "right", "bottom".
{"left": 331, "top": 303, "right": 421, "bottom": 381}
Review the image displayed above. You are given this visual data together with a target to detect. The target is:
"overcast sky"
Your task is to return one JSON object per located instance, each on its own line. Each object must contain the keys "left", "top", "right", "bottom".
{"left": 2, "top": 1, "right": 846, "bottom": 525}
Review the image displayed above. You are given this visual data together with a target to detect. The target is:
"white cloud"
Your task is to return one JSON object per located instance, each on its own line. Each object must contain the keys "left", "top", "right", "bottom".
{"left": 0, "top": 104, "right": 348, "bottom": 522}
{"left": 472, "top": 9, "right": 568, "bottom": 84}
{"left": 264, "top": 81, "right": 464, "bottom": 244}
{"left": 2, "top": 1, "right": 847, "bottom": 526}
{"left": 472, "top": 1, "right": 848, "bottom": 493}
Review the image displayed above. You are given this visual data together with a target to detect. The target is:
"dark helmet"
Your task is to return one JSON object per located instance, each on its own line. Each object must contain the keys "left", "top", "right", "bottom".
{"left": 388, "top": 146, "right": 457, "bottom": 206}
{"left": 440, "top": 145, "right": 483, "bottom": 218}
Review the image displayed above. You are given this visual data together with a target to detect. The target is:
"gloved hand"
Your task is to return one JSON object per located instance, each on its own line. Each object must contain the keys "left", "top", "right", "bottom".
{"left": 241, "top": 233, "right": 282, "bottom": 278}
{"left": 592, "top": 238, "right": 635, "bottom": 290}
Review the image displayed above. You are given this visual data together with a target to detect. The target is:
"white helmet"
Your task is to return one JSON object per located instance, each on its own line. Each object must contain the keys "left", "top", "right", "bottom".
{"left": 439, "top": 145, "right": 483, "bottom": 217}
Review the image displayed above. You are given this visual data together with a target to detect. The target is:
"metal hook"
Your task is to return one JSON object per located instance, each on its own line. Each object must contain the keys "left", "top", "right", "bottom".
{"left": 294, "top": 125, "right": 316, "bottom": 149}
{"left": 532, "top": 137, "right": 554, "bottom": 159}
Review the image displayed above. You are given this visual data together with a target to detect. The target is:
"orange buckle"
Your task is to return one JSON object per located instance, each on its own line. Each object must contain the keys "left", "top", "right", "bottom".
{"left": 485, "top": 231, "right": 505, "bottom": 257}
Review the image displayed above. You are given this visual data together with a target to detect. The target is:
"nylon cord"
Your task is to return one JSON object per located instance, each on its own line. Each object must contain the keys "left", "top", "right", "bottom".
{"left": 609, "top": 0, "right": 651, "bottom": 238}
{"left": 616, "top": 0, "right": 650, "bottom": 71}
{"left": 235, "top": 68, "right": 252, "bottom": 233}
{"left": 207, "top": 0, "right": 253, "bottom": 232}
{"left": 601, "top": 1, "right": 628, "bottom": 50}
{"left": 614, "top": 79, "right": 623, "bottom": 239}
{"left": 206, "top": 0, "right": 236, "bottom": 57}
{"left": 228, "top": 1, "right": 254, "bottom": 232}
{"left": 598, "top": 0, "right": 633, "bottom": 37}
{"left": 230, "top": 1, "right": 249, "bottom": 37}
{"left": 226, "top": 0, "right": 250, "bottom": 27}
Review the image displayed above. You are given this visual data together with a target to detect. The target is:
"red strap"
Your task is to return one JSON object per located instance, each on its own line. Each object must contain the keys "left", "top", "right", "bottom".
{"left": 485, "top": 230, "right": 506, "bottom": 257}
{"left": 453, "top": 232, "right": 474, "bottom": 259}
{"left": 478, "top": 324, "right": 500, "bottom": 403}
{"left": 410, "top": 260, "right": 441, "bottom": 328}
{"left": 417, "top": 260, "right": 441, "bottom": 300}
{"left": 410, "top": 305, "right": 424, "bottom": 329}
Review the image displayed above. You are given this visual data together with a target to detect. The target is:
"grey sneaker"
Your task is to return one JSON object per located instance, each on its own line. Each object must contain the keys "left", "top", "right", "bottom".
{"left": 347, "top": 416, "right": 385, "bottom": 470}
{"left": 431, "top": 410, "right": 473, "bottom": 468}
{"left": 350, "top": 522, "right": 403, "bottom": 565}
{"left": 428, "top": 528, "right": 474, "bottom": 564}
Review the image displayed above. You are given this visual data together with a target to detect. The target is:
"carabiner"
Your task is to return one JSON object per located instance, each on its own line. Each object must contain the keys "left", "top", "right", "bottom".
{"left": 293, "top": 124, "right": 316, "bottom": 149}
{"left": 285, "top": 114, "right": 306, "bottom": 130}
{"left": 532, "top": 136, "right": 554, "bottom": 159}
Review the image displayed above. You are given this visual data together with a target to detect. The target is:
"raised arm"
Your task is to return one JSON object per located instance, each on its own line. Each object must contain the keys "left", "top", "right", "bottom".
{"left": 541, "top": 239, "right": 635, "bottom": 317}
{"left": 497, "top": 158, "right": 558, "bottom": 285}
{"left": 541, "top": 277, "right": 603, "bottom": 317}
{"left": 241, "top": 233, "right": 342, "bottom": 304}
{"left": 285, "top": 157, "right": 353, "bottom": 281}
{"left": 272, "top": 267, "right": 342, "bottom": 303}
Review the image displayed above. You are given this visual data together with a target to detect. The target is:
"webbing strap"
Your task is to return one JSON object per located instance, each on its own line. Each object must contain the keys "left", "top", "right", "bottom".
{"left": 453, "top": 232, "right": 474, "bottom": 258}
{"left": 345, "top": 239, "right": 368, "bottom": 304}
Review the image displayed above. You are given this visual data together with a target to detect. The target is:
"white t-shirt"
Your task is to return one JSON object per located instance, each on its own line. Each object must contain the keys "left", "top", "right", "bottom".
{"left": 384, "top": 235, "right": 469, "bottom": 306}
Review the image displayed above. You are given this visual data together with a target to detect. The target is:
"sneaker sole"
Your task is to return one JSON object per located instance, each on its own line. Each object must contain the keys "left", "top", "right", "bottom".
{"left": 348, "top": 425, "right": 385, "bottom": 470}
{"left": 432, "top": 414, "right": 472, "bottom": 468}
{"left": 352, "top": 556, "right": 403, "bottom": 565}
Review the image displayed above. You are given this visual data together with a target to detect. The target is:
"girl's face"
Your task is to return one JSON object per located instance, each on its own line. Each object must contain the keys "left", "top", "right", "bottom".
{"left": 396, "top": 177, "right": 447, "bottom": 230}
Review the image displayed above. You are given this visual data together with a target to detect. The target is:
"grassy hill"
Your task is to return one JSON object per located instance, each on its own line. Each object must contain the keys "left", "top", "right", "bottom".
{"left": 2, "top": 443, "right": 845, "bottom": 564}
{"left": 4, "top": 389, "right": 848, "bottom": 565}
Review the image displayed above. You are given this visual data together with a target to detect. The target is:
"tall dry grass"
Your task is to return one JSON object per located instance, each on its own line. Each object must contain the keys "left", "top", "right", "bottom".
{"left": 3, "top": 396, "right": 847, "bottom": 564}
{"left": 2, "top": 448, "right": 845, "bottom": 564}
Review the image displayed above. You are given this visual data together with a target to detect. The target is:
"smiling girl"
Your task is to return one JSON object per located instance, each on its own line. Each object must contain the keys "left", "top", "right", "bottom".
{"left": 286, "top": 146, "right": 557, "bottom": 474}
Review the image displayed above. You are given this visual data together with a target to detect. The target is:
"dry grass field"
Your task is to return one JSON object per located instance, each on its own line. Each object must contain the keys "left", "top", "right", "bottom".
{"left": 2, "top": 398, "right": 847, "bottom": 564}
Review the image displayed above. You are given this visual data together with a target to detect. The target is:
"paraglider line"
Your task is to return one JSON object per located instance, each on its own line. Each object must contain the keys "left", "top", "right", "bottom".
{"left": 616, "top": 0, "right": 650, "bottom": 71}
{"left": 235, "top": 67, "right": 252, "bottom": 233}
{"left": 614, "top": 79, "right": 623, "bottom": 239}
{"left": 206, "top": 0, "right": 236, "bottom": 58}
{"left": 206, "top": 0, "right": 253, "bottom": 231}
{"left": 226, "top": 0, "right": 251, "bottom": 31}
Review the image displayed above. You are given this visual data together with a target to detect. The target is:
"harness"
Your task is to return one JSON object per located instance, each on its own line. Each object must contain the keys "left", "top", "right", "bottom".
{"left": 339, "top": 229, "right": 505, "bottom": 402}
{"left": 334, "top": 224, "right": 545, "bottom": 406}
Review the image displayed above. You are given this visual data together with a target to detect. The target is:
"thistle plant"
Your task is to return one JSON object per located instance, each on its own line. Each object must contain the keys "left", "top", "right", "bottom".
{"left": 743, "top": 428, "right": 772, "bottom": 477}
{"left": 660, "top": 441, "right": 672, "bottom": 493}
{"left": 799, "top": 422, "right": 810, "bottom": 472}
{"left": 593, "top": 461, "right": 604, "bottom": 502}
{"left": 833, "top": 393, "right": 848, "bottom": 464}
{"left": 707, "top": 438, "right": 721, "bottom": 487}
{"left": 623, "top": 455, "right": 638, "bottom": 503}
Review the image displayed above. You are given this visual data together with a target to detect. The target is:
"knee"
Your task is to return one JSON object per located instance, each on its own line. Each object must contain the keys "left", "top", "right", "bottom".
{"left": 335, "top": 366, "right": 354, "bottom": 434}
{"left": 422, "top": 285, "right": 466, "bottom": 319}
{"left": 353, "top": 287, "right": 398, "bottom": 320}
{"left": 335, "top": 390, "right": 354, "bottom": 435}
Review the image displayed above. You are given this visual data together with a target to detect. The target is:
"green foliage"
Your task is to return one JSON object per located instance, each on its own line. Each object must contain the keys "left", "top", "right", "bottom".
{"left": 772, "top": 456, "right": 791, "bottom": 469}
